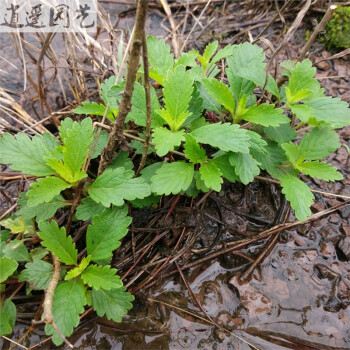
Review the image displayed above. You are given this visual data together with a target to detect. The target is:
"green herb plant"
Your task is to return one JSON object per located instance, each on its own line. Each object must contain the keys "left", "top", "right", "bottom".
{"left": 325, "top": 5, "right": 350, "bottom": 50}
{"left": 1, "top": 37, "right": 350, "bottom": 345}
{"left": 0, "top": 118, "right": 145, "bottom": 344}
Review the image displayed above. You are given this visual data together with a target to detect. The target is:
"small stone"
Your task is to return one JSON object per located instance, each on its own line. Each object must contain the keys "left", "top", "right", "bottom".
{"left": 320, "top": 241, "right": 336, "bottom": 259}
{"left": 335, "top": 147, "right": 348, "bottom": 165}
{"left": 338, "top": 237, "right": 350, "bottom": 260}
{"left": 312, "top": 202, "right": 326, "bottom": 212}
{"left": 342, "top": 224, "right": 350, "bottom": 236}
{"left": 329, "top": 214, "right": 341, "bottom": 224}
{"left": 319, "top": 225, "right": 342, "bottom": 243}
{"left": 214, "top": 329, "right": 226, "bottom": 342}
{"left": 315, "top": 60, "right": 330, "bottom": 71}
{"left": 341, "top": 206, "right": 350, "bottom": 220}
{"left": 327, "top": 200, "right": 342, "bottom": 207}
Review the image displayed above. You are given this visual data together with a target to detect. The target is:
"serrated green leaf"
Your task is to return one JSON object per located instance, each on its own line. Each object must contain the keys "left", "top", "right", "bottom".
{"left": 281, "top": 142, "right": 301, "bottom": 165}
{"left": 29, "top": 248, "right": 48, "bottom": 261}
{"left": 81, "top": 264, "right": 123, "bottom": 290}
{"left": 18, "top": 260, "right": 52, "bottom": 290}
{"left": 104, "top": 81, "right": 125, "bottom": 111}
{"left": 16, "top": 192, "right": 66, "bottom": 221}
{"left": 201, "top": 41, "right": 218, "bottom": 66}
{"left": 100, "top": 75, "right": 123, "bottom": 110}
{"left": 296, "top": 161, "right": 343, "bottom": 181}
{"left": 299, "top": 127, "right": 340, "bottom": 160}
{"left": 286, "top": 88, "right": 312, "bottom": 105}
{"left": 2, "top": 240, "right": 29, "bottom": 261}
{"left": 211, "top": 45, "right": 233, "bottom": 65}
{"left": 202, "top": 78, "right": 236, "bottom": 116}
{"left": 175, "top": 51, "right": 198, "bottom": 67}
{"left": 182, "top": 85, "right": 204, "bottom": 127}
{"left": 139, "top": 163, "right": 163, "bottom": 183}
{"left": 0, "top": 312, "right": 12, "bottom": 337}
{"left": 286, "top": 60, "right": 316, "bottom": 104}
{"left": 251, "top": 140, "right": 289, "bottom": 177}
{"left": 27, "top": 177, "right": 70, "bottom": 207}
{"left": 37, "top": 221, "right": 77, "bottom": 265}
{"left": 73, "top": 101, "right": 115, "bottom": 120}
{"left": 127, "top": 82, "right": 163, "bottom": 127}
{"left": 2, "top": 299, "right": 16, "bottom": 330}
{"left": 211, "top": 154, "right": 239, "bottom": 183}
{"left": 86, "top": 206, "right": 131, "bottom": 262}
{"left": 88, "top": 167, "right": 151, "bottom": 207}
{"left": 198, "top": 82, "right": 222, "bottom": 113}
{"left": 226, "top": 57, "right": 255, "bottom": 103}
{"left": 56, "top": 118, "right": 93, "bottom": 178}
{"left": 305, "top": 97, "right": 350, "bottom": 128}
{"left": 65, "top": 256, "right": 91, "bottom": 280}
{"left": 226, "top": 43, "right": 279, "bottom": 97}
{"left": 0, "top": 132, "right": 59, "bottom": 176}
{"left": 45, "top": 279, "right": 86, "bottom": 346}
{"left": 280, "top": 60, "right": 295, "bottom": 77}
{"left": 280, "top": 175, "right": 314, "bottom": 221}
{"left": 151, "top": 161, "right": 194, "bottom": 195}
{"left": 130, "top": 194, "right": 160, "bottom": 208}
{"left": 191, "top": 123, "right": 250, "bottom": 153}
{"left": 291, "top": 104, "right": 315, "bottom": 124}
{"left": 190, "top": 116, "right": 209, "bottom": 131}
{"left": 229, "top": 152, "right": 260, "bottom": 185}
{"left": 185, "top": 179, "right": 200, "bottom": 197}
{"left": 184, "top": 134, "right": 207, "bottom": 163}
{"left": 195, "top": 171, "right": 209, "bottom": 192}
{"left": 90, "top": 129, "right": 109, "bottom": 159}
{"left": 240, "top": 104, "right": 289, "bottom": 126}
{"left": 92, "top": 286, "right": 134, "bottom": 323}
{"left": 0, "top": 257, "right": 18, "bottom": 282}
{"left": 156, "top": 65, "right": 193, "bottom": 131}
{"left": 152, "top": 127, "right": 185, "bottom": 156}
{"left": 129, "top": 139, "right": 154, "bottom": 155}
{"left": 0, "top": 216, "right": 33, "bottom": 234}
{"left": 0, "top": 300, "right": 17, "bottom": 337}
{"left": 264, "top": 124, "right": 297, "bottom": 144}
{"left": 147, "top": 36, "right": 174, "bottom": 78}
{"left": 75, "top": 197, "right": 106, "bottom": 221}
{"left": 109, "top": 151, "right": 134, "bottom": 171}
{"left": 199, "top": 161, "right": 223, "bottom": 191}
{"left": 246, "top": 130, "right": 268, "bottom": 154}
{"left": 46, "top": 158, "right": 86, "bottom": 184}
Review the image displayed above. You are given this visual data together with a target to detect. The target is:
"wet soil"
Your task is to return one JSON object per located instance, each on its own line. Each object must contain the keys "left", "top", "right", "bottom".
{"left": 1, "top": 1, "right": 350, "bottom": 350}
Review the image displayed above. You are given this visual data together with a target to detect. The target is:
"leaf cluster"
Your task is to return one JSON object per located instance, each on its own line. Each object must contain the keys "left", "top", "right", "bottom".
{"left": 0, "top": 36, "right": 349, "bottom": 346}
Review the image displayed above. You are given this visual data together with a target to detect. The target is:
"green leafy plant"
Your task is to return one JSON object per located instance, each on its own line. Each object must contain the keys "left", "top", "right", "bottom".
{"left": 325, "top": 5, "right": 350, "bottom": 50}
{"left": 0, "top": 118, "right": 142, "bottom": 344}
{"left": 75, "top": 36, "right": 349, "bottom": 220}
{"left": 1, "top": 36, "right": 350, "bottom": 346}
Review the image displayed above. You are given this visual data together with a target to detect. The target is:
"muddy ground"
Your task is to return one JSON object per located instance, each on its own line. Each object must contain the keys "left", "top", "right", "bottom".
{"left": 0, "top": 1, "right": 349, "bottom": 349}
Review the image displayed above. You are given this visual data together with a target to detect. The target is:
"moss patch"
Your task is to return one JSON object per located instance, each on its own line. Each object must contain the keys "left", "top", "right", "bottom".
{"left": 325, "top": 6, "right": 350, "bottom": 50}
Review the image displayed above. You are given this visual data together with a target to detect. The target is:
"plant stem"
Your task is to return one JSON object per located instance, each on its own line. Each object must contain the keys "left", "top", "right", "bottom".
{"left": 42, "top": 254, "right": 60, "bottom": 325}
{"left": 98, "top": 0, "right": 149, "bottom": 175}
{"left": 277, "top": 4, "right": 337, "bottom": 87}
{"left": 136, "top": 32, "right": 152, "bottom": 176}
{"left": 297, "top": 5, "right": 337, "bottom": 62}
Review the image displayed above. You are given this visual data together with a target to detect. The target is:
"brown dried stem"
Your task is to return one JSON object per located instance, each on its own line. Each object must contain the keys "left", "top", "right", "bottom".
{"left": 297, "top": 5, "right": 337, "bottom": 62}
{"left": 277, "top": 4, "right": 337, "bottom": 86}
{"left": 98, "top": 0, "right": 149, "bottom": 175}
{"left": 40, "top": 254, "right": 72, "bottom": 348}
{"left": 42, "top": 255, "right": 60, "bottom": 326}
{"left": 136, "top": 32, "right": 152, "bottom": 176}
